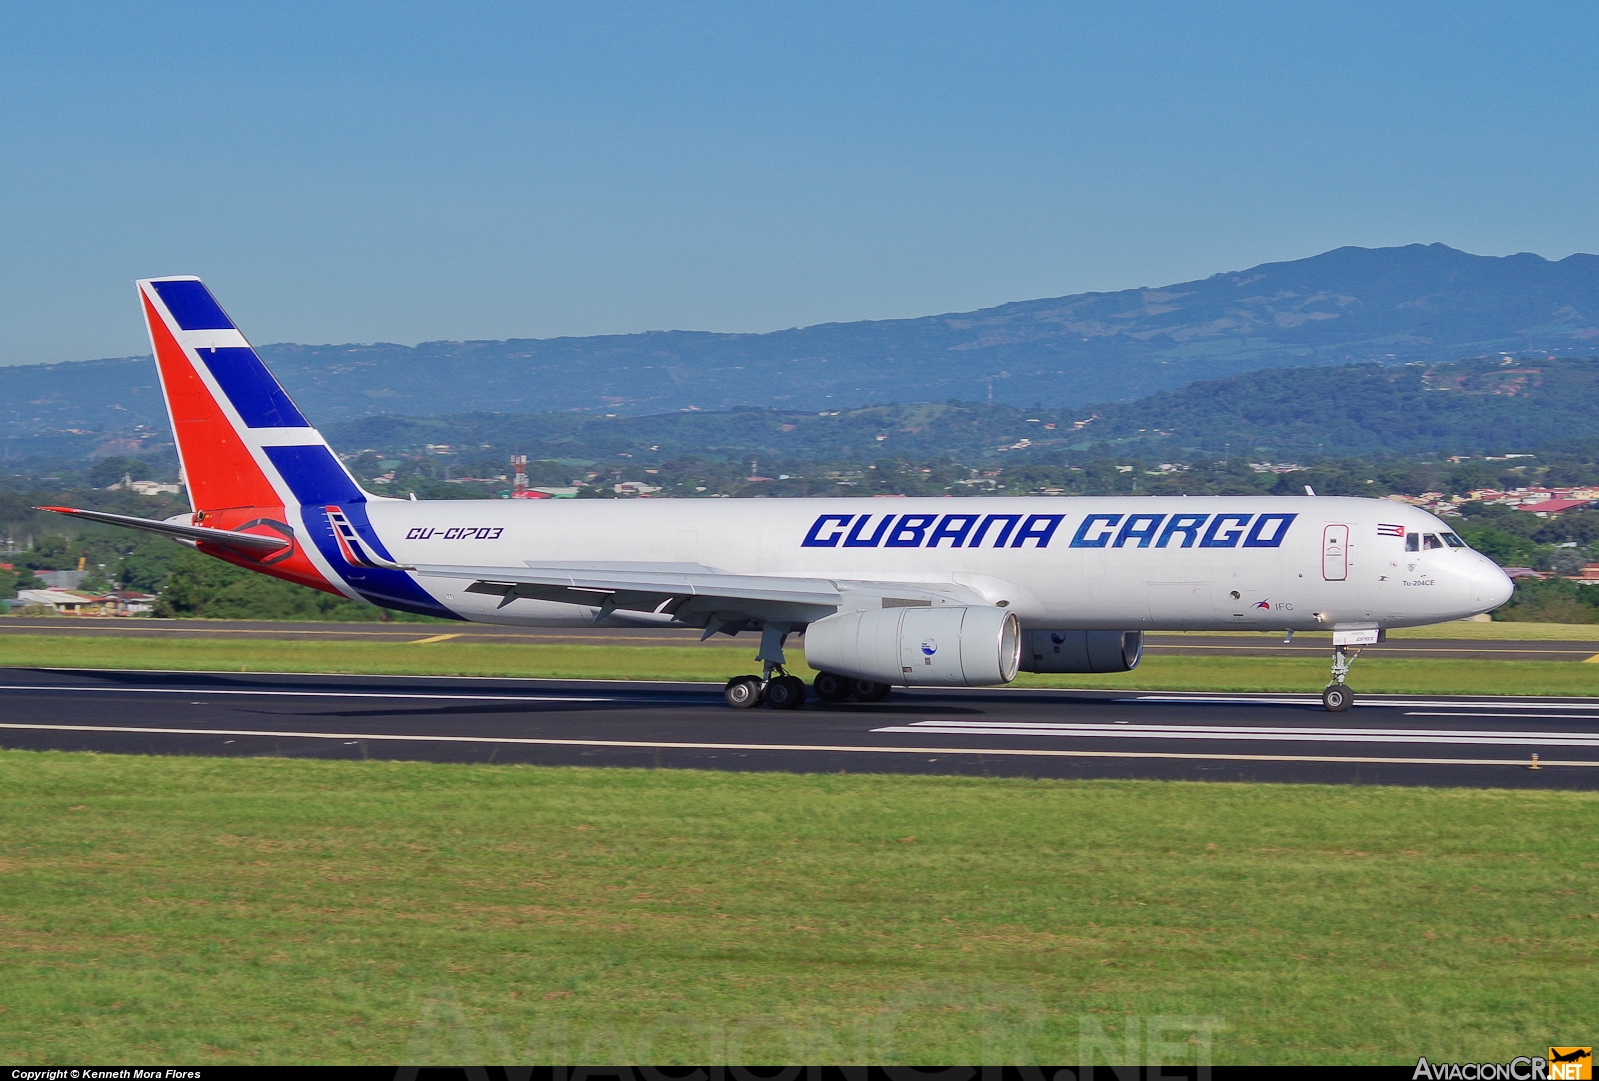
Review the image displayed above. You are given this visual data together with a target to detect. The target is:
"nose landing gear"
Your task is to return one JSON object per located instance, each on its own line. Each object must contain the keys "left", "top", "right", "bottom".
{"left": 1322, "top": 641, "right": 1363, "bottom": 712}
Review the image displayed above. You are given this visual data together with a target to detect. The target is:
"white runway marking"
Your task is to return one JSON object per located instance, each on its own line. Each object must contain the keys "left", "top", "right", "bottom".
{"left": 874, "top": 719, "right": 1599, "bottom": 747}
{"left": 1126, "top": 694, "right": 1599, "bottom": 711}
{"left": 0, "top": 722, "right": 1594, "bottom": 768}
{"left": 1123, "top": 695, "right": 1323, "bottom": 705}
{"left": 0, "top": 684, "right": 611, "bottom": 704}
{"left": 1404, "top": 711, "right": 1599, "bottom": 721}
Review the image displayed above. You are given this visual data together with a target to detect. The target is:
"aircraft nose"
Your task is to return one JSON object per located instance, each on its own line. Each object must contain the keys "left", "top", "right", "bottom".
{"left": 1475, "top": 556, "right": 1515, "bottom": 612}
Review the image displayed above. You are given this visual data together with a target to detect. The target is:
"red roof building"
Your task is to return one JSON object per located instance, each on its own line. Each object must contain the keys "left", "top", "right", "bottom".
{"left": 1514, "top": 498, "right": 1593, "bottom": 515}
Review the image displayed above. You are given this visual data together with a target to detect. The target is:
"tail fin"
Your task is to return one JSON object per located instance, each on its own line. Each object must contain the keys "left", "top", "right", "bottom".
{"left": 138, "top": 276, "right": 368, "bottom": 514}
{"left": 137, "top": 277, "right": 454, "bottom": 616}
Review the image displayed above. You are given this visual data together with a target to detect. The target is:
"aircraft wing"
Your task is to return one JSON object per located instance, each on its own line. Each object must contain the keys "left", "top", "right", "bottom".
{"left": 412, "top": 561, "right": 974, "bottom": 626}
{"left": 36, "top": 506, "right": 291, "bottom": 556}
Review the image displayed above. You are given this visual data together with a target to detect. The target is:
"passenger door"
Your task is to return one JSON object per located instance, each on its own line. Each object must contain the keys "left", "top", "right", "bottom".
{"left": 1322, "top": 524, "right": 1349, "bottom": 582}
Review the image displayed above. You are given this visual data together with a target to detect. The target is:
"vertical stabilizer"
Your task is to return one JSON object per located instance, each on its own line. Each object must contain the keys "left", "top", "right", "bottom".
{"left": 138, "top": 276, "right": 366, "bottom": 514}
{"left": 135, "top": 277, "right": 454, "bottom": 615}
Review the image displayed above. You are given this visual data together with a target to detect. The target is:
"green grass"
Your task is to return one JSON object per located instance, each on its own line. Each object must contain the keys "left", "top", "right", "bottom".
{"left": 5, "top": 633, "right": 1599, "bottom": 696}
{"left": 1, "top": 751, "right": 1594, "bottom": 1065}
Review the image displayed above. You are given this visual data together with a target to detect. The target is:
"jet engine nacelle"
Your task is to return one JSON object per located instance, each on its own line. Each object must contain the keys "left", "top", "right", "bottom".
{"left": 1020, "top": 630, "right": 1143, "bottom": 673}
{"left": 804, "top": 605, "right": 1021, "bottom": 687}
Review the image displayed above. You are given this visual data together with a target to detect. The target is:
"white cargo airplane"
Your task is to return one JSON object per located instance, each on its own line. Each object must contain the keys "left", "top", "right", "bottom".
{"left": 41, "top": 278, "right": 1514, "bottom": 712}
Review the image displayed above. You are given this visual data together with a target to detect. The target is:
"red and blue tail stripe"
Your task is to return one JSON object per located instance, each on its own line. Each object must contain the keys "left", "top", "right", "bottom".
{"left": 139, "top": 276, "right": 458, "bottom": 620}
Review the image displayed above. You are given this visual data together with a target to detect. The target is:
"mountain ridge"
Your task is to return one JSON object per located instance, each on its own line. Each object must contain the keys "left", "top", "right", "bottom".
{"left": 4, "top": 243, "right": 1598, "bottom": 439}
{"left": 311, "top": 354, "right": 1599, "bottom": 468}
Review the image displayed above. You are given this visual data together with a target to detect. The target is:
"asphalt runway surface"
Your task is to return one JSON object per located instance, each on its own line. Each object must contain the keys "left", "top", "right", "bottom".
{"left": 3, "top": 666, "right": 1597, "bottom": 788}
{"left": 3, "top": 616, "right": 1597, "bottom": 660}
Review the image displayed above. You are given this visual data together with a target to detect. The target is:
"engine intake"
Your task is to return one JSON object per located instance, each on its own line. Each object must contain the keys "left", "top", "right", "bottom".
{"left": 804, "top": 605, "right": 1021, "bottom": 687}
{"left": 1020, "top": 630, "right": 1143, "bottom": 673}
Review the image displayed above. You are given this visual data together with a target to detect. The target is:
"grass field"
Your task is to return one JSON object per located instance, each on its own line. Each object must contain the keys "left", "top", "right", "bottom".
{"left": 2, "top": 750, "right": 1595, "bottom": 1065}
{"left": 5, "top": 631, "right": 1599, "bottom": 696}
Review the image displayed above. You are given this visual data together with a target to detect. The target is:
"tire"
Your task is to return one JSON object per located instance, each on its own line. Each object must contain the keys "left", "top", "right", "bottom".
{"left": 812, "top": 672, "right": 852, "bottom": 702}
{"left": 851, "top": 678, "right": 892, "bottom": 702}
{"left": 1323, "top": 683, "right": 1353, "bottom": 713}
{"left": 766, "top": 675, "right": 807, "bottom": 710}
{"left": 724, "top": 675, "right": 763, "bottom": 709}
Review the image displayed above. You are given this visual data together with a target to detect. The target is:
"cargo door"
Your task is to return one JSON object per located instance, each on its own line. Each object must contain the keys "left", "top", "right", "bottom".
{"left": 1146, "top": 580, "right": 1209, "bottom": 628}
{"left": 1322, "top": 524, "right": 1349, "bottom": 581}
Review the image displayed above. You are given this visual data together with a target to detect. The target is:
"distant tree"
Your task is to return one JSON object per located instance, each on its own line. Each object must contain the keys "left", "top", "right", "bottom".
{"left": 1454, "top": 525, "right": 1546, "bottom": 568}
{"left": 116, "top": 536, "right": 190, "bottom": 593}
{"left": 1494, "top": 578, "right": 1599, "bottom": 623}
{"left": 87, "top": 456, "right": 152, "bottom": 488}
{"left": 20, "top": 535, "right": 74, "bottom": 571}
{"left": 1532, "top": 510, "right": 1599, "bottom": 547}
{"left": 153, "top": 550, "right": 442, "bottom": 622}
{"left": 1, "top": 566, "right": 43, "bottom": 597}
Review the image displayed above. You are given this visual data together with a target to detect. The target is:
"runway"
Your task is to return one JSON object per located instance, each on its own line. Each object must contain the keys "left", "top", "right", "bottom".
{"left": 3, "top": 616, "right": 1597, "bottom": 660}
{"left": 2, "top": 666, "right": 1596, "bottom": 788}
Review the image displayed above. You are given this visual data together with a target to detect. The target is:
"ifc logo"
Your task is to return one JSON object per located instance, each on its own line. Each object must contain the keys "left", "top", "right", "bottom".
{"left": 920, "top": 638, "right": 938, "bottom": 657}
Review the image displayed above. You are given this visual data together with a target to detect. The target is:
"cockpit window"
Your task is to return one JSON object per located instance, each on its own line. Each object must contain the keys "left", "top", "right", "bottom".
{"left": 1405, "top": 533, "right": 1420, "bottom": 552}
{"left": 1441, "top": 532, "right": 1466, "bottom": 548}
{"left": 1423, "top": 533, "right": 1444, "bottom": 550}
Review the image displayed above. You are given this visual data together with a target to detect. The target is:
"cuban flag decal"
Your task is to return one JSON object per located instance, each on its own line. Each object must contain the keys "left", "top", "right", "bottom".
{"left": 1377, "top": 523, "right": 1405, "bottom": 537}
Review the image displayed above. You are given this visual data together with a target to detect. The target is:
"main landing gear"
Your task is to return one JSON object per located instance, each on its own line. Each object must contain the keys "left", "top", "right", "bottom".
{"left": 723, "top": 673, "right": 808, "bottom": 710}
{"left": 813, "top": 672, "right": 891, "bottom": 702}
{"left": 1322, "top": 642, "right": 1362, "bottom": 713}
{"left": 724, "top": 621, "right": 810, "bottom": 710}
{"left": 720, "top": 622, "right": 894, "bottom": 710}
{"left": 723, "top": 671, "right": 891, "bottom": 709}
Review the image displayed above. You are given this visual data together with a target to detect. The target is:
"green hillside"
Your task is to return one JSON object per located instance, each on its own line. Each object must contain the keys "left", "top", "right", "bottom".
{"left": 1073, "top": 354, "right": 1599, "bottom": 456}
{"left": 320, "top": 355, "right": 1599, "bottom": 465}
{"left": 4, "top": 243, "right": 1599, "bottom": 439}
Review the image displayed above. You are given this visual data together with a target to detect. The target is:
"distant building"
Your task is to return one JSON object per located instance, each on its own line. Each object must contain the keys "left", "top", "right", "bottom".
{"left": 37, "top": 570, "right": 86, "bottom": 590}
{"left": 104, "top": 473, "right": 182, "bottom": 496}
{"left": 12, "top": 588, "right": 155, "bottom": 615}
{"left": 15, "top": 588, "right": 102, "bottom": 613}
{"left": 1514, "top": 498, "right": 1593, "bottom": 516}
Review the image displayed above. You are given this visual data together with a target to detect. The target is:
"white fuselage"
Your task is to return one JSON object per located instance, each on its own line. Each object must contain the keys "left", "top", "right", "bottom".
{"left": 353, "top": 495, "right": 1513, "bottom": 632}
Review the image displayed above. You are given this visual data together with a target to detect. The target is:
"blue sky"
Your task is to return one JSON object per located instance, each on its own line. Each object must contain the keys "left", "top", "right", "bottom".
{"left": 2, "top": 2, "right": 1596, "bottom": 364}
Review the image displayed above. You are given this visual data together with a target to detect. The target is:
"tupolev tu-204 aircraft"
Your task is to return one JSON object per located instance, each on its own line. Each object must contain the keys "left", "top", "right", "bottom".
{"left": 41, "top": 278, "right": 1515, "bottom": 712}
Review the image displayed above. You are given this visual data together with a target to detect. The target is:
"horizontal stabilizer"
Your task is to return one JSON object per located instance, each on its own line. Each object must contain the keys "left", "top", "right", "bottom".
{"left": 35, "top": 506, "right": 291, "bottom": 556}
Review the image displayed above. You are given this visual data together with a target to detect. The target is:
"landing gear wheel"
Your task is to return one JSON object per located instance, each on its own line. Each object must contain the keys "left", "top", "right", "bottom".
{"left": 765, "top": 675, "right": 807, "bottom": 710}
{"left": 1323, "top": 683, "right": 1354, "bottom": 713}
{"left": 851, "top": 679, "right": 892, "bottom": 702}
{"left": 724, "top": 675, "right": 763, "bottom": 709}
{"left": 812, "top": 672, "right": 852, "bottom": 702}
